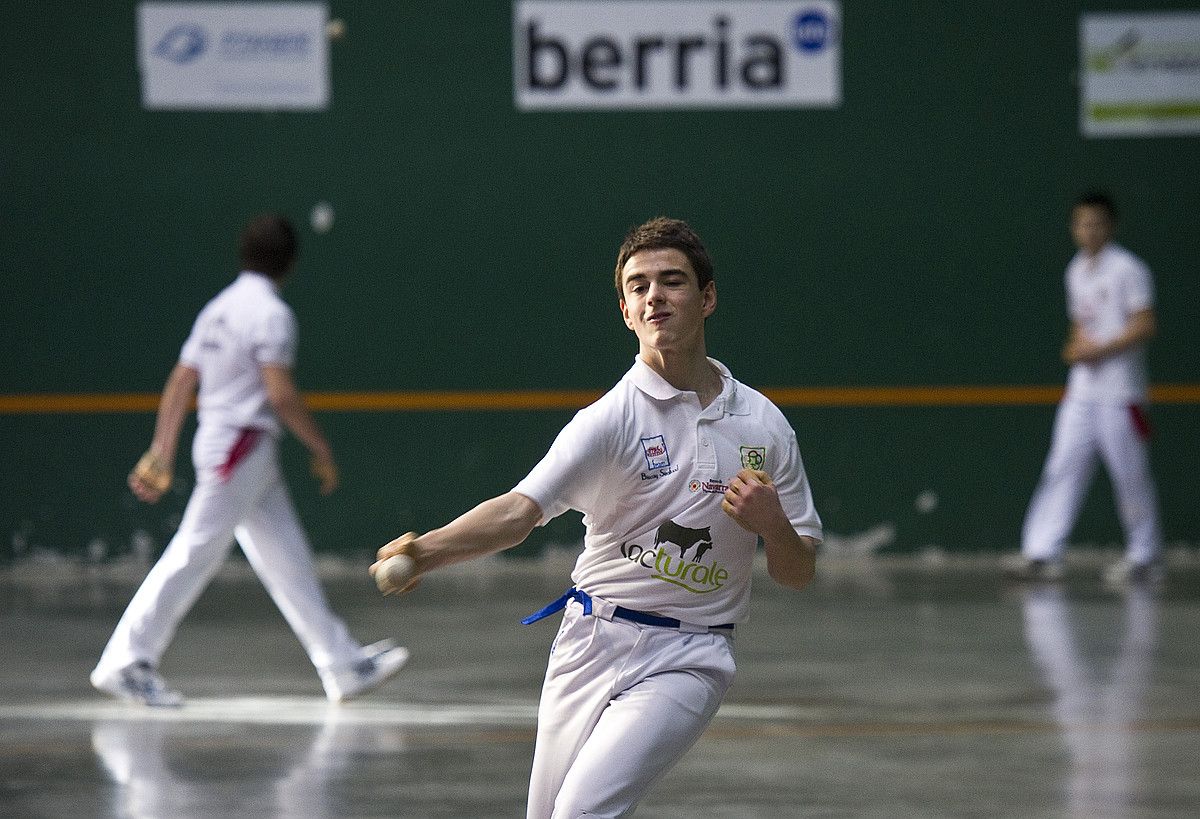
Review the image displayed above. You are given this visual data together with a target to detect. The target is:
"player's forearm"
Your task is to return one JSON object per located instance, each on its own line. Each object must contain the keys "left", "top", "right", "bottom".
{"left": 268, "top": 379, "right": 333, "bottom": 461}
{"left": 149, "top": 364, "right": 199, "bottom": 463}
{"left": 1102, "top": 310, "right": 1157, "bottom": 356}
{"left": 764, "top": 531, "right": 818, "bottom": 590}
{"left": 1066, "top": 310, "right": 1156, "bottom": 364}
{"left": 419, "top": 492, "right": 542, "bottom": 571}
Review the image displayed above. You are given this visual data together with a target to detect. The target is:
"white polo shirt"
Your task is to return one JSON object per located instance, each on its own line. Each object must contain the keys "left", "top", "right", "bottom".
{"left": 1064, "top": 242, "right": 1154, "bottom": 404}
{"left": 514, "top": 357, "right": 822, "bottom": 625}
{"left": 179, "top": 271, "right": 296, "bottom": 436}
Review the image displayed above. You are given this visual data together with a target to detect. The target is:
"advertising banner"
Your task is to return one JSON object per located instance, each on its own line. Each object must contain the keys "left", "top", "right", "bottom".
{"left": 514, "top": 0, "right": 841, "bottom": 110}
{"left": 138, "top": 2, "right": 330, "bottom": 111}
{"left": 1081, "top": 12, "right": 1200, "bottom": 137}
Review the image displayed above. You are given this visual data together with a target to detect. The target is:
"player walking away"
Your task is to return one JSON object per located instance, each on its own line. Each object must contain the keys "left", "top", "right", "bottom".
{"left": 372, "top": 217, "right": 822, "bottom": 817}
{"left": 92, "top": 213, "right": 408, "bottom": 707}
{"left": 1004, "top": 192, "right": 1163, "bottom": 586}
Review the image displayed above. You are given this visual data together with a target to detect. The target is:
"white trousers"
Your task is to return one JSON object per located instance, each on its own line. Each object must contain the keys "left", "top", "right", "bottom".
{"left": 1021, "top": 398, "right": 1162, "bottom": 565}
{"left": 526, "top": 599, "right": 736, "bottom": 819}
{"left": 95, "top": 430, "right": 362, "bottom": 678}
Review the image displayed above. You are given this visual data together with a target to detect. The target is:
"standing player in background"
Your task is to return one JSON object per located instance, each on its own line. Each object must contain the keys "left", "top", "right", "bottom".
{"left": 372, "top": 217, "right": 822, "bottom": 817}
{"left": 1005, "top": 192, "right": 1163, "bottom": 585}
{"left": 92, "top": 213, "right": 408, "bottom": 706}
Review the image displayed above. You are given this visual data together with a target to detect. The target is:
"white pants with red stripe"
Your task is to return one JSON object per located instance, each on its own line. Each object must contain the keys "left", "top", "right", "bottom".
{"left": 1021, "top": 398, "right": 1162, "bottom": 566}
{"left": 526, "top": 598, "right": 736, "bottom": 818}
{"left": 94, "top": 427, "right": 362, "bottom": 682}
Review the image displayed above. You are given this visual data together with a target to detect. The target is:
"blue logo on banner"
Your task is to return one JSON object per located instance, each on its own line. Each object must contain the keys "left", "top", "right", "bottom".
{"left": 153, "top": 24, "right": 208, "bottom": 64}
{"left": 794, "top": 10, "right": 831, "bottom": 53}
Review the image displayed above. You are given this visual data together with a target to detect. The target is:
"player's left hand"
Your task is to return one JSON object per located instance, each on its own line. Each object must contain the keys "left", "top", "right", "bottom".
{"left": 1063, "top": 333, "right": 1105, "bottom": 364}
{"left": 722, "top": 468, "right": 786, "bottom": 535}
{"left": 310, "top": 453, "right": 339, "bottom": 495}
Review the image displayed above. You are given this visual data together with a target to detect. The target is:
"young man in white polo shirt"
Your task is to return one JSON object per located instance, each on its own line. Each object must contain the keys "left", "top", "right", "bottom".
{"left": 92, "top": 213, "right": 408, "bottom": 706}
{"left": 372, "top": 216, "right": 822, "bottom": 817}
{"left": 1006, "top": 192, "right": 1163, "bottom": 585}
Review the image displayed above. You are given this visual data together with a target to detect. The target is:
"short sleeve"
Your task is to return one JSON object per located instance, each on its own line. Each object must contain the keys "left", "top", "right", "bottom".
{"left": 512, "top": 407, "right": 611, "bottom": 525}
{"left": 254, "top": 306, "right": 297, "bottom": 367}
{"left": 1123, "top": 257, "right": 1155, "bottom": 313}
{"left": 178, "top": 313, "right": 204, "bottom": 367}
{"left": 1065, "top": 266, "right": 1080, "bottom": 320}
{"left": 771, "top": 429, "right": 823, "bottom": 542}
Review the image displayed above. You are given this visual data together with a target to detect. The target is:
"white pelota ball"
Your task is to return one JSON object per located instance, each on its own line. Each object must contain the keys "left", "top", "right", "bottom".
{"left": 377, "top": 554, "right": 416, "bottom": 594}
{"left": 310, "top": 201, "right": 335, "bottom": 234}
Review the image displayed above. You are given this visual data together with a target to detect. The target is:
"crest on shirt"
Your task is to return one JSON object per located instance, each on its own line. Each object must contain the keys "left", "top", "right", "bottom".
{"left": 640, "top": 435, "right": 671, "bottom": 470}
{"left": 739, "top": 446, "right": 766, "bottom": 470}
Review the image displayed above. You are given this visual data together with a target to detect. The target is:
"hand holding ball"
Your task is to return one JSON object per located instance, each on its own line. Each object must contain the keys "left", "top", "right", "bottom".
{"left": 376, "top": 554, "right": 417, "bottom": 595}
{"left": 373, "top": 532, "right": 421, "bottom": 596}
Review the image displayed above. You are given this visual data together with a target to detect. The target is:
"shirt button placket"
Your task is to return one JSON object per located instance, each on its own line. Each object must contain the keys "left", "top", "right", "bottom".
{"left": 697, "top": 421, "right": 716, "bottom": 471}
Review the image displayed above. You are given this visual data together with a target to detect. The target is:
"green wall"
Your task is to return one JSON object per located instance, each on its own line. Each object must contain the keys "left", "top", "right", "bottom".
{"left": 3, "top": 2, "right": 1197, "bottom": 562}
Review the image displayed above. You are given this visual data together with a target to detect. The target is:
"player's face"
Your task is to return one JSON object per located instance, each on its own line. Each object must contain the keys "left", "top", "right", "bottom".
{"left": 619, "top": 248, "right": 716, "bottom": 354}
{"left": 1071, "top": 205, "right": 1112, "bottom": 256}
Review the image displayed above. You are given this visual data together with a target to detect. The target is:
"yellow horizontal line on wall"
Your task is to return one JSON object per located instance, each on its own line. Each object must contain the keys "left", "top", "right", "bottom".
{"left": 1, "top": 384, "right": 1198, "bottom": 414}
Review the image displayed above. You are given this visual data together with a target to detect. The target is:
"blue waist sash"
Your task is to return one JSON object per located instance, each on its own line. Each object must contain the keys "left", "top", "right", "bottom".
{"left": 521, "top": 587, "right": 734, "bottom": 632}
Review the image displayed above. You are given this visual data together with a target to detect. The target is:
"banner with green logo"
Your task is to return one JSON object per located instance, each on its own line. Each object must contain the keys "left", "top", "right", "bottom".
{"left": 1081, "top": 12, "right": 1200, "bottom": 137}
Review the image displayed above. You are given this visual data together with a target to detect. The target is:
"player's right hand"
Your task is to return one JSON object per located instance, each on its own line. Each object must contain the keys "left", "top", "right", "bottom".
{"left": 370, "top": 531, "right": 424, "bottom": 595}
{"left": 129, "top": 450, "right": 172, "bottom": 504}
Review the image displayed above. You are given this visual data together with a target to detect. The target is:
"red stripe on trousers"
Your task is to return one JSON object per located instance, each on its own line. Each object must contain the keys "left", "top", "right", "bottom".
{"left": 216, "top": 428, "right": 264, "bottom": 482}
{"left": 1128, "top": 404, "right": 1153, "bottom": 441}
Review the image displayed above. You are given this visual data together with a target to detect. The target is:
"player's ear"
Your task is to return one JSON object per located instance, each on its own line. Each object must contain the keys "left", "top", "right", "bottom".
{"left": 701, "top": 281, "right": 716, "bottom": 318}
{"left": 619, "top": 298, "right": 635, "bottom": 330}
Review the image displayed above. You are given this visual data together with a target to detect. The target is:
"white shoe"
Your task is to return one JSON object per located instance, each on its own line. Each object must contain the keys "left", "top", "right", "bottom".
{"left": 1001, "top": 554, "right": 1064, "bottom": 582}
{"left": 1103, "top": 559, "right": 1164, "bottom": 587}
{"left": 91, "top": 661, "right": 184, "bottom": 707}
{"left": 323, "top": 640, "right": 409, "bottom": 703}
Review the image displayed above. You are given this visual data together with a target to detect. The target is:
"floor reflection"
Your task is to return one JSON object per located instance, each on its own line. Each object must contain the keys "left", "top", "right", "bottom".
{"left": 1020, "top": 584, "right": 1158, "bottom": 817}
{"left": 91, "top": 706, "right": 408, "bottom": 817}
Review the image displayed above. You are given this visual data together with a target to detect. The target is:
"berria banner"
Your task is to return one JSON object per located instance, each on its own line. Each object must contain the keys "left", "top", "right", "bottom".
{"left": 513, "top": 0, "right": 842, "bottom": 110}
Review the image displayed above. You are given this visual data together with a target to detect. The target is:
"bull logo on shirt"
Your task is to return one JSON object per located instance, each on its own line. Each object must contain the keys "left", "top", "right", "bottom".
{"left": 654, "top": 520, "right": 713, "bottom": 561}
{"left": 619, "top": 518, "right": 728, "bottom": 594}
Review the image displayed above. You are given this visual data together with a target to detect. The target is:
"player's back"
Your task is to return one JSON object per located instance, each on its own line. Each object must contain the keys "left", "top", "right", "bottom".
{"left": 181, "top": 271, "right": 295, "bottom": 434}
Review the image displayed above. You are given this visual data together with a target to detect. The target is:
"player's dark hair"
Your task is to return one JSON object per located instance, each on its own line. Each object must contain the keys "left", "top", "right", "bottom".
{"left": 614, "top": 217, "right": 714, "bottom": 294}
{"left": 1074, "top": 191, "right": 1117, "bottom": 225}
{"left": 239, "top": 213, "right": 298, "bottom": 279}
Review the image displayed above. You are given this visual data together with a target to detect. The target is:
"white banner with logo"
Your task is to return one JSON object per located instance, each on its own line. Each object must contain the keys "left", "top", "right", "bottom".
{"left": 138, "top": 2, "right": 329, "bottom": 111}
{"left": 1081, "top": 12, "right": 1200, "bottom": 137}
{"left": 514, "top": 0, "right": 841, "bottom": 110}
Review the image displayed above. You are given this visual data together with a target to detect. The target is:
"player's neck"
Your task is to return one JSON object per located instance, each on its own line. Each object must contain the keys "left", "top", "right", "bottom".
{"left": 639, "top": 348, "right": 722, "bottom": 407}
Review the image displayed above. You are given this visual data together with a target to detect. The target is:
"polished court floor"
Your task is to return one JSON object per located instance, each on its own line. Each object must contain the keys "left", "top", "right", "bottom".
{"left": 2, "top": 551, "right": 1198, "bottom": 817}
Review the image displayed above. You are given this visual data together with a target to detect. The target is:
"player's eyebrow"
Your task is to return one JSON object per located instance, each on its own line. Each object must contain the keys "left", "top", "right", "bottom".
{"left": 623, "top": 268, "right": 690, "bottom": 287}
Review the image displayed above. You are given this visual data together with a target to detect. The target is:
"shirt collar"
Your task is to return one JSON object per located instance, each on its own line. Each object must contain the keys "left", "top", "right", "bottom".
{"left": 1077, "top": 242, "right": 1117, "bottom": 270}
{"left": 237, "top": 269, "right": 281, "bottom": 292}
{"left": 628, "top": 356, "right": 750, "bottom": 415}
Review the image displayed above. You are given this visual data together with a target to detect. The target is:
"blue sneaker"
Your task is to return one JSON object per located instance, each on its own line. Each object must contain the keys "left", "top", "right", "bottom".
{"left": 323, "top": 640, "right": 409, "bottom": 703}
{"left": 91, "top": 661, "right": 183, "bottom": 707}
